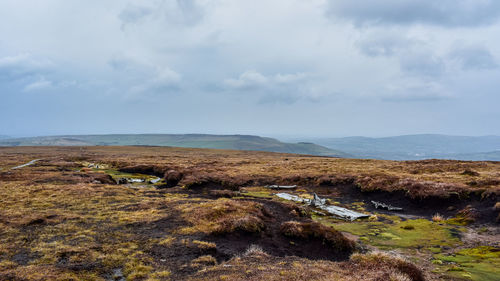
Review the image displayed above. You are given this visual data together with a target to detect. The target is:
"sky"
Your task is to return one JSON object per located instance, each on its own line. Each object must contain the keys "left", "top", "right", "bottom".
{"left": 1, "top": 0, "right": 500, "bottom": 138}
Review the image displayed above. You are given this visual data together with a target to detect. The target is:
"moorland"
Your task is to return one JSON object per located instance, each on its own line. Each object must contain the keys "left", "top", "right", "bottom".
{"left": 0, "top": 146, "right": 499, "bottom": 280}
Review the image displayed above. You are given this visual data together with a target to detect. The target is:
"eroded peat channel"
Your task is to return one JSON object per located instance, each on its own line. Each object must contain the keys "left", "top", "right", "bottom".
{"left": 0, "top": 146, "right": 499, "bottom": 280}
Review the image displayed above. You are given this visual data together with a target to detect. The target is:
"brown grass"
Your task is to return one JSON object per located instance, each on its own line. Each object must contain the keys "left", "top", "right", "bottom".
{"left": 280, "top": 221, "right": 355, "bottom": 252}
{"left": 176, "top": 199, "right": 268, "bottom": 235}
{"left": 432, "top": 213, "right": 444, "bottom": 222}
{"left": 350, "top": 252, "right": 425, "bottom": 281}
{"left": 2, "top": 146, "right": 499, "bottom": 198}
{"left": 189, "top": 250, "right": 426, "bottom": 281}
{"left": 0, "top": 146, "right": 496, "bottom": 280}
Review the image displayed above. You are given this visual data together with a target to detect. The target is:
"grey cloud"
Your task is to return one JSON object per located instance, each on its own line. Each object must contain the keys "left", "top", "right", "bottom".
{"left": 381, "top": 80, "right": 451, "bottom": 102}
{"left": 326, "top": 0, "right": 500, "bottom": 27}
{"left": 223, "top": 70, "right": 269, "bottom": 90}
{"left": 108, "top": 56, "right": 181, "bottom": 99}
{"left": 356, "top": 34, "right": 421, "bottom": 57}
{"left": 0, "top": 54, "right": 53, "bottom": 80}
{"left": 399, "top": 52, "right": 445, "bottom": 77}
{"left": 173, "top": 0, "right": 205, "bottom": 26}
{"left": 118, "top": 0, "right": 204, "bottom": 29}
{"left": 23, "top": 77, "right": 53, "bottom": 92}
{"left": 449, "top": 45, "right": 498, "bottom": 70}
{"left": 224, "top": 71, "right": 326, "bottom": 104}
{"left": 355, "top": 33, "right": 446, "bottom": 77}
{"left": 118, "top": 4, "right": 153, "bottom": 26}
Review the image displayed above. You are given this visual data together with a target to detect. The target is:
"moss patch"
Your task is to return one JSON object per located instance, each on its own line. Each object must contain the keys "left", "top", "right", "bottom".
{"left": 433, "top": 246, "right": 500, "bottom": 281}
{"left": 318, "top": 216, "right": 463, "bottom": 250}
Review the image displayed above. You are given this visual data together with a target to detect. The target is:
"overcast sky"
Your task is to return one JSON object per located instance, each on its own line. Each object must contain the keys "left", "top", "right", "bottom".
{"left": 1, "top": 0, "right": 500, "bottom": 138}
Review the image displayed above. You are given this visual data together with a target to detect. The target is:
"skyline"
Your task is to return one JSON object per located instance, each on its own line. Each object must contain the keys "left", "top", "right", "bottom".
{"left": 1, "top": 0, "right": 500, "bottom": 137}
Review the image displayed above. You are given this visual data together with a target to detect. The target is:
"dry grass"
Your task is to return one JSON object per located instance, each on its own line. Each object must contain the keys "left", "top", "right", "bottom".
{"left": 2, "top": 146, "right": 498, "bottom": 198}
{"left": 175, "top": 198, "right": 268, "bottom": 235}
{"left": 350, "top": 252, "right": 424, "bottom": 281}
{"left": 432, "top": 213, "right": 445, "bottom": 222}
{"left": 189, "top": 250, "right": 426, "bottom": 281}
{"left": 0, "top": 146, "right": 496, "bottom": 280}
{"left": 493, "top": 202, "right": 500, "bottom": 211}
{"left": 280, "top": 221, "right": 355, "bottom": 251}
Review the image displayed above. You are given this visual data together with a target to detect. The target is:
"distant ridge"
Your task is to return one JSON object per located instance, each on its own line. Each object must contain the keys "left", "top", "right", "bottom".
{"left": 0, "top": 135, "right": 10, "bottom": 140}
{"left": 0, "top": 134, "right": 350, "bottom": 158}
{"left": 304, "top": 134, "right": 500, "bottom": 161}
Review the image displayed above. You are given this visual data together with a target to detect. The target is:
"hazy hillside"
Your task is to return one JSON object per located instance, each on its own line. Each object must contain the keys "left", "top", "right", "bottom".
{"left": 0, "top": 135, "right": 10, "bottom": 140}
{"left": 303, "top": 134, "right": 500, "bottom": 160}
{"left": 0, "top": 134, "right": 349, "bottom": 157}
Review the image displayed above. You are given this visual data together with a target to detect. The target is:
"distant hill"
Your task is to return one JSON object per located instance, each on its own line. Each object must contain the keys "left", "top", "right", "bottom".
{"left": 0, "top": 134, "right": 350, "bottom": 157}
{"left": 304, "top": 134, "right": 500, "bottom": 160}
{"left": 0, "top": 135, "right": 10, "bottom": 140}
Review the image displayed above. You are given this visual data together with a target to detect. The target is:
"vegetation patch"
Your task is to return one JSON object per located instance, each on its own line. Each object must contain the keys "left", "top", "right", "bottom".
{"left": 280, "top": 221, "right": 355, "bottom": 252}
{"left": 175, "top": 198, "right": 268, "bottom": 235}
{"left": 322, "top": 217, "right": 463, "bottom": 250}
{"left": 433, "top": 246, "right": 500, "bottom": 281}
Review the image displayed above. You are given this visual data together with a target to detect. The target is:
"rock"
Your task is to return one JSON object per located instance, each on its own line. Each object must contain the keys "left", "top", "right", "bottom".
{"left": 164, "top": 170, "right": 183, "bottom": 187}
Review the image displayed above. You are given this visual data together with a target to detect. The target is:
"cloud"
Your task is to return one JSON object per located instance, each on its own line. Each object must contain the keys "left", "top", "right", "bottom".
{"left": 326, "top": 0, "right": 500, "bottom": 27}
{"left": 171, "top": 0, "right": 205, "bottom": 26}
{"left": 449, "top": 45, "right": 498, "bottom": 70}
{"left": 118, "top": 4, "right": 153, "bottom": 27}
{"left": 399, "top": 52, "right": 445, "bottom": 77}
{"left": 23, "top": 77, "right": 53, "bottom": 92}
{"left": 223, "top": 70, "right": 269, "bottom": 90}
{"left": 355, "top": 33, "right": 446, "bottom": 78}
{"left": 223, "top": 71, "right": 327, "bottom": 104}
{"left": 108, "top": 56, "right": 181, "bottom": 98}
{"left": 118, "top": 0, "right": 205, "bottom": 29}
{"left": 381, "top": 80, "right": 451, "bottom": 102}
{"left": 356, "top": 34, "right": 421, "bottom": 57}
{"left": 0, "top": 54, "right": 53, "bottom": 80}
{"left": 134, "top": 66, "right": 181, "bottom": 94}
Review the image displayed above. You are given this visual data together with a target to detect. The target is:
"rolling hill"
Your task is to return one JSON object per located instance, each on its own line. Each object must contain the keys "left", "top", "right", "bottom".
{"left": 303, "top": 134, "right": 500, "bottom": 160}
{"left": 0, "top": 134, "right": 350, "bottom": 158}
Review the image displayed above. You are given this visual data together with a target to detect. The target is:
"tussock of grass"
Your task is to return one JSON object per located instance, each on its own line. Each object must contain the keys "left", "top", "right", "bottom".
{"left": 280, "top": 221, "right": 355, "bottom": 251}
{"left": 176, "top": 198, "right": 268, "bottom": 235}
{"left": 350, "top": 252, "right": 424, "bottom": 281}
{"left": 189, "top": 251, "right": 425, "bottom": 281}
{"left": 446, "top": 205, "right": 477, "bottom": 225}
{"left": 492, "top": 202, "right": 500, "bottom": 211}
{"left": 432, "top": 213, "right": 445, "bottom": 222}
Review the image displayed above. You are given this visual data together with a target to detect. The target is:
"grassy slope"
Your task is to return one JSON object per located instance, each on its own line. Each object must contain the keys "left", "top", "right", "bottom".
{"left": 0, "top": 134, "right": 350, "bottom": 157}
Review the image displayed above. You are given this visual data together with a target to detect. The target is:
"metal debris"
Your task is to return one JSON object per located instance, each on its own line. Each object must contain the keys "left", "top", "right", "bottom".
{"left": 371, "top": 201, "right": 403, "bottom": 211}
{"left": 266, "top": 185, "right": 297, "bottom": 190}
{"left": 12, "top": 159, "right": 40, "bottom": 169}
{"left": 276, "top": 192, "right": 369, "bottom": 221}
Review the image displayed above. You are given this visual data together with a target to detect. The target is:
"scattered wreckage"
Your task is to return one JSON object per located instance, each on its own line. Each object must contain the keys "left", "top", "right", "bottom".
{"left": 276, "top": 192, "right": 370, "bottom": 221}
{"left": 11, "top": 159, "right": 40, "bottom": 170}
{"left": 266, "top": 185, "right": 297, "bottom": 190}
{"left": 371, "top": 200, "right": 403, "bottom": 211}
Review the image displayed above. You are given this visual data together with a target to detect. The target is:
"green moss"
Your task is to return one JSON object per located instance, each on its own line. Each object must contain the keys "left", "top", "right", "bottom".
{"left": 445, "top": 217, "right": 473, "bottom": 226}
{"left": 321, "top": 217, "right": 462, "bottom": 250}
{"left": 433, "top": 246, "right": 500, "bottom": 281}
